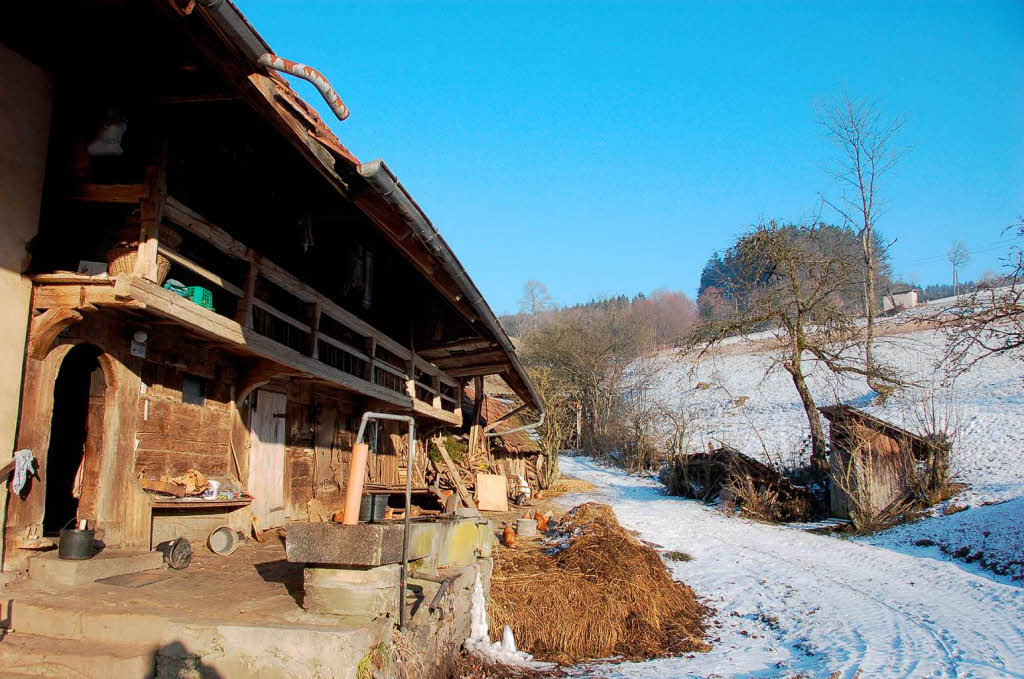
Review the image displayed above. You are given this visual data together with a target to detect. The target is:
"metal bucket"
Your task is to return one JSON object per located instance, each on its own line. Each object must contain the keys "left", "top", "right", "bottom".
{"left": 58, "top": 528, "right": 96, "bottom": 560}
{"left": 155, "top": 537, "right": 192, "bottom": 570}
{"left": 359, "top": 494, "right": 388, "bottom": 522}
{"left": 208, "top": 525, "right": 240, "bottom": 556}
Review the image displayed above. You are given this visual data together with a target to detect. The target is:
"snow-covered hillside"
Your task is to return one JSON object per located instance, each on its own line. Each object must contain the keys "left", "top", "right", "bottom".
{"left": 649, "top": 322, "right": 1024, "bottom": 507}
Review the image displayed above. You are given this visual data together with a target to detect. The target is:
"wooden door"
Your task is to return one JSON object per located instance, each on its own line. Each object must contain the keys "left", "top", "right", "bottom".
{"left": 248, "top": 390, "right": 287, "bottom": 528}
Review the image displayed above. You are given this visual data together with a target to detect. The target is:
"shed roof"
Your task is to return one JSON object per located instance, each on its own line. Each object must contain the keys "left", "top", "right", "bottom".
{"left": 818, "top": 405, "right": 946, "bottom": 454}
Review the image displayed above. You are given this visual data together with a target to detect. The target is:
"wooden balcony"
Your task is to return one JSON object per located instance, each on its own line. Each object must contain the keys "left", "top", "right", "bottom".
{"left": 33, "top": 192, "right": 465, "bottom": 425}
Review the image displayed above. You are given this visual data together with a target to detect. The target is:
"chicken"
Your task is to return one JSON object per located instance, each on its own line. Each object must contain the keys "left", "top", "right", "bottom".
{"left": 543, "top": 510, "right": 556, "bottom": 529}
{"left": 534, "top": 510, "right": 549, "bottom": 532}
{"left": 502, "top": 522, "right": 517, "bottom": 548}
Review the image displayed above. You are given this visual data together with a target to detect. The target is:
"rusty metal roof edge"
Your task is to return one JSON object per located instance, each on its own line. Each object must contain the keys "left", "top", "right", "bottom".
{"left": 195, "top": 0, "right": 273, "bottom": 63}
{"left": 358, "top": 160, "right": 543, "bottom": 416}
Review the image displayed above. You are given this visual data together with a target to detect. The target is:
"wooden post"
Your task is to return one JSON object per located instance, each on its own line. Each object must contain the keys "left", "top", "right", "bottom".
{"left": 405, "top": 359, "right": 417, "bottom": 399}
{"left": 469, "top": 375, "right": 484, "bottom": 457}
{"left": 235, "top": 259, "right": 258, "bottom": 327}
{"left": 133, "top": 163, "right": 166, "bottom": 281}
{"left": 364, "top": 337, "right": 376, "bottom": 384}
{"left": 308, "top": 302, "right": 321, "bottom": 359}
{"left": 431, "top": 372, "right": 442, "bottom": 410}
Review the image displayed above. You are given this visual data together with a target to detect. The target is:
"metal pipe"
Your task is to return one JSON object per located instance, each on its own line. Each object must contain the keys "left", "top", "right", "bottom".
{"left": 196, "top": 1, "right": 349, "bottom": 121}
{"left": 357, "top": 160, "right": 545, "bottom": 432}
{"left": 257, "top": 54, "right": 350, "bottom": 121}
{"left": 356, "top": 411, "right": 415, "bottom": 631}
{"left": 341, "top": 443, "right": 369, "bottom": 525}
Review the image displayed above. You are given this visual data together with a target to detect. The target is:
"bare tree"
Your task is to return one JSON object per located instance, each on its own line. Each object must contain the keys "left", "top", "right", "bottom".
{"left": 518, "top": 279, "right": 553, "bottom": 316}
{"left": 683, "top": 220, "right": 901, "bottom": 476}
{"left": 525, "top": 365, "right": 574, "bottom": 489}
{"left": 936, "top": 219, "right": 1024, "bottom": 374}
{"left": 819, "top": 95, "right": 907, "bottom": 399}
{"left": 947, "top": 241, "right": 971, "bottom": 297}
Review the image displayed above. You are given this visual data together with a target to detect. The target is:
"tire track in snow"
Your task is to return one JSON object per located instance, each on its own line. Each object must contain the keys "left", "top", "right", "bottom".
{"left": 559, "top": 456, "right": 1024, "bottom": 679}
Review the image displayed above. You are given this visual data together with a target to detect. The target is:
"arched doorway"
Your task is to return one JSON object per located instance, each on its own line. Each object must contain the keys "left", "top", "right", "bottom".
{"left": 42, "top": 344, "right": 105, "bottom": 535}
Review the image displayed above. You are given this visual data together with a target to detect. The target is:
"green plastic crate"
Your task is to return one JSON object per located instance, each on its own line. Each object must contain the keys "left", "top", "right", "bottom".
{"left": 186, "top": 286, "right": 214, "bottom": 310}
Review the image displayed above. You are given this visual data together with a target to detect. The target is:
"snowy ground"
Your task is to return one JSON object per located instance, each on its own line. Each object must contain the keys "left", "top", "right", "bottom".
{"left": 556, "top": 456, "right": 1024, "bottom": 679}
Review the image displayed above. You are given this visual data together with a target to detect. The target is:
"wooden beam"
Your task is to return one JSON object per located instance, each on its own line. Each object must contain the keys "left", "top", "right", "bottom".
{"left": 27, "top": 308, "right": 83, "bottom": 359}
{"left": 435, "top": 438, "right": 473, "bottom": 509}
{"left": 158, "top": 245, "right": 244, "bottom": 296}
{"left": 317, "top": 332, "right": 371, "bottom": 363}
{"left": 418, "top": 338, "right": 495, "bottom": 359}
{"left": 412, "top": 400, "right": 461, "bottom": 426}
{"left": 68, "top": 183, "right": 148, "bottom": 204}
{"left": 446, "top": 362, "right": 510, "bottom": 378}
{"left": 252, "top": 298, "right": 312, "bottom": 333}
{"left": 433, "top": 349, "right": 509, "bottom": 369}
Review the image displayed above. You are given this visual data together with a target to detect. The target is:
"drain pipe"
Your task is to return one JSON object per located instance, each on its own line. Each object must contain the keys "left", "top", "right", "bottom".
{"left": 485, "top": 410, "right": 544, "bottom": 438}
{"left": 197, "top": 0, "right": 350, "bottom": 121}
{"left": 257, "top": 55, "right": 350, "bottom": 121}
{"left": 355, "top": 412, "right": 415, "bottom": 631}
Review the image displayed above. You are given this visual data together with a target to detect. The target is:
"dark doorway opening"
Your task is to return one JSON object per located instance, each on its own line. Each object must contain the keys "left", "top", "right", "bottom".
{"left": 43, "top": 344, "right": 105, "bottom": 536}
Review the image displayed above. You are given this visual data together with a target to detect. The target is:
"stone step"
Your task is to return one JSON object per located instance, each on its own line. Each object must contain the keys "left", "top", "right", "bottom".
{"left": 29, "top": 550, "right": 165, "bottom": 586}
{"left": 0, "top": 632, "right": 155, "bottom": 678}
{"left": 5, "top": 599, "right": 171, "bottom": 646}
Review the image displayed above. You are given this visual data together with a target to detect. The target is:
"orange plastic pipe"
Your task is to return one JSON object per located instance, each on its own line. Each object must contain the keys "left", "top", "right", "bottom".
{"left": 342, "top": 443, "right": 369, "bottom": 525}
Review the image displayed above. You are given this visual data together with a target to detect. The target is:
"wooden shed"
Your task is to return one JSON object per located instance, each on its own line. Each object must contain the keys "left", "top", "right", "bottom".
{"left": 819, "top": 406, "right": 950, "bottom": 520}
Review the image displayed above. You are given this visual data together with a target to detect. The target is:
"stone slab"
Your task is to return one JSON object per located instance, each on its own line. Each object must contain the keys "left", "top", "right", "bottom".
{"left": 285, "top": 522, "right": 432, "bottom": 566}
{"left": 29, "top": 550, "right": 165, "bottom": 586}
{"left": 303, "top": 564, "right": 400, "bottom": 619}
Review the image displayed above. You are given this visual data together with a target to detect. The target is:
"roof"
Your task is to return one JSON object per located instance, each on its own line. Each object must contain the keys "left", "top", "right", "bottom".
{"left": 818, "top": 405, "right": 947, "bottom": 454}
{"left": 189, "top": 0, "right": 541, "bottom": 413}
{"left": 464, "top": 389, "right": 541, "bottom": 455}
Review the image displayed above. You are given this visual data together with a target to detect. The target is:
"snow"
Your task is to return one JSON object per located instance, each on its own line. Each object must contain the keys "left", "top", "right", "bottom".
{"left": 464, "top": 571, "right": 555, "bottom": 670}
{"left": 556, "top": 456, "right": 1024, "bottom": 679}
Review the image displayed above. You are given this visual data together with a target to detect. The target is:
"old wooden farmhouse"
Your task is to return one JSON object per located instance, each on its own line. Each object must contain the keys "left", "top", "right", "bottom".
{"left": 1, "top": 0, "right": 540, "bottom": 575}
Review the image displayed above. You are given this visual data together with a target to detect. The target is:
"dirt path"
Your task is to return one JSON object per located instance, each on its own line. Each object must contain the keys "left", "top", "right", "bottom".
{"left": 558, "top": 456, "right": 1024, "bottom": 679}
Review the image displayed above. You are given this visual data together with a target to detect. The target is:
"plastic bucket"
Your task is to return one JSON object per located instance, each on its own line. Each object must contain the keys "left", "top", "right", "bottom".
{"left": 359, "top": 494, "right": 388, "bottom": 522}
{"left": 58, "top": 528, "right": 96, "bottom": 560}
{"left": 208, "top": 525, "right": 239, "bottom": 556}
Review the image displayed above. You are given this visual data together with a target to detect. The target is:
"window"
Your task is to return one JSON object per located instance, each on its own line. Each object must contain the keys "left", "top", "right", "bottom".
{"left": 182, "top": 374, "right": 206, "bottom": 406}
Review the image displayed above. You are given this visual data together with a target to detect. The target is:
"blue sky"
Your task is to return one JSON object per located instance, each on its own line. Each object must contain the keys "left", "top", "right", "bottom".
{"left": 237, "top": 0, "right": 1023, "bottom": 314}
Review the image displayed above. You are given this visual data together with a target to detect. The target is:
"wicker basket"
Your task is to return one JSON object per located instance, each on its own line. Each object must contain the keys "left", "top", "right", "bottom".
{"left": 106, "top": 226, "right": 181, "bottom": 285}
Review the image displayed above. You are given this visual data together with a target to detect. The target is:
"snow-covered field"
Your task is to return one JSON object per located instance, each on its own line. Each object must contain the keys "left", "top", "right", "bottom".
{"left": 557, "top": 456, "right": 1024, "bottom": 679}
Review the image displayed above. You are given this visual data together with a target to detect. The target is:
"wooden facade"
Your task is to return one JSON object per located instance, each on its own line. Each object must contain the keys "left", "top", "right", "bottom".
{"left": 0, "top": 1, "right": 539, "bottom": 571}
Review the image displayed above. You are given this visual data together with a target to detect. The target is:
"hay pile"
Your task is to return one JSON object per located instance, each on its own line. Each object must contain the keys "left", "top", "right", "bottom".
{"left": 542, "top": 477, "right": 596, "bottom": 496}
{"left": 488, "top": 502, "right": 708, "bottom": 664}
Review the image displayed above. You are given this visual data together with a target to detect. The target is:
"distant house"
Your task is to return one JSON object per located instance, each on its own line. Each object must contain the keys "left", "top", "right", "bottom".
{"left": 882, "top": 287, "right": 920, "bottom": 313}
